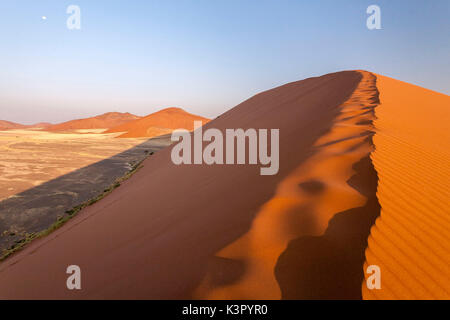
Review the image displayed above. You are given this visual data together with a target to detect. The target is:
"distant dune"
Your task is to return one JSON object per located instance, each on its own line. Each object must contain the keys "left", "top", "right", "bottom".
{"left": 45, "top": 112, "right": 141, "bottom": 132}
{"left": 0, "top": 71, "right": 448, "bottom": 300}
{"left": 29, "top": 122, "right": 52, "bottom": 129}
{"left": 2, "top": 108, "right": 207, "bottom": 136}
{"left": 0, "top": 120, "right": 51, "bottom": 130}
{"left": 0, "top": 120, "right": 28, "bottom": 130}
{"left": 105, "top": 107, "right": 210, "bottom": 138}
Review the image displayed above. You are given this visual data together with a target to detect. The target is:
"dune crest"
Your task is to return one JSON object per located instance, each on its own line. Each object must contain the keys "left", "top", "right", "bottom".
{"left": 362, "top": 75, "right": 450, "bottom": 299}
{"left": 193, "top": 71, "right": 381, "bottom": 299}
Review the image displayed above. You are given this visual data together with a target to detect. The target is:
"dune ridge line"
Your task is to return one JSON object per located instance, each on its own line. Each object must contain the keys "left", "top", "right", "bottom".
{"left": 193, "top": 71, "right": 382, "bottom": 299}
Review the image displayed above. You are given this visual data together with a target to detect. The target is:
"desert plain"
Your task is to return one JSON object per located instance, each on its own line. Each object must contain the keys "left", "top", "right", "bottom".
{"left": 0, "top": 129, "right": 171, "bottom": 254}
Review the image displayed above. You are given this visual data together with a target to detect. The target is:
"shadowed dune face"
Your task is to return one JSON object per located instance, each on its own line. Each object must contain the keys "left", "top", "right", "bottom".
{"left": 105, "top": 107, "right": 210, "bottom": 138}
{"left": 0, "top": 71, "right": 365, "bottom": 299}
{"left": 363, "top": 75, "right": 450, "bottom": 300}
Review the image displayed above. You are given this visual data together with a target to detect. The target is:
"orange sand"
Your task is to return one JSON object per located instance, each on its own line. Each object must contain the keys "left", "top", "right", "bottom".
{"left": 362, "top": 75, "right": 450, "bottom": 299}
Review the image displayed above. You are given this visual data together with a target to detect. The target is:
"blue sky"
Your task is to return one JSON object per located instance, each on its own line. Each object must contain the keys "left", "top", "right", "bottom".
{"left": 0, "top": 0, "right": 449, "bottom": 124}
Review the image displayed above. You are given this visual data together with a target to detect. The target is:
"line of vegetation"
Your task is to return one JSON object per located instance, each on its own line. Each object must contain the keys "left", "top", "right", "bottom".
{"left": 0, "top": 152, "right": 153, "bottom": 261}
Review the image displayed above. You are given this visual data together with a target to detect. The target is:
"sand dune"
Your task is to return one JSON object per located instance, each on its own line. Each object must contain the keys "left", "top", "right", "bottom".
{"left": 3, "top": 108, "right": 206, "bottom": 137}
{"left": 0, "top": 71, "right": 366, "bottom": 299}
{"left": 45, "top": 112, "right": 141, "bottom": 132}
{"left": 362, "top": 75, "right": 450, "bottom": 300}
{"left": 0, "top": 120, "right": 28, "bottom": 131}
{"left": 0, "top": 121, "right": 52, "bottom": 131}
{"left": 0, "top": 71, "right": 447, "bottom": 299}
{"left": 105, "top": 107, "right": 209, "bottom": 138}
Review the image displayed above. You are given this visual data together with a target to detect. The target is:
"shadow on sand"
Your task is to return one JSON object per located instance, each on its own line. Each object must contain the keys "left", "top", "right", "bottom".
{"left": 275, "top": 153, "right": 380, "bottom": 299}
{"left": 274, "top": 73, "right": 382, "bottom": 300}
{"left": 0, "top": 134, "right": 172, "bottom": 254}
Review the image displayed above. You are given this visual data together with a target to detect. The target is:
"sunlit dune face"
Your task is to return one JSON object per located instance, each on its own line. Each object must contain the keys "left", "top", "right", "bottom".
{"left": 363, "top": 75, "right": 450, "bottom": 300}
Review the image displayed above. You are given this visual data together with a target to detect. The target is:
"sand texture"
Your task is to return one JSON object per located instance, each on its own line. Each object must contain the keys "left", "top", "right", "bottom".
{"left": 362, "top": 75, "right": 450, "bottom": 299}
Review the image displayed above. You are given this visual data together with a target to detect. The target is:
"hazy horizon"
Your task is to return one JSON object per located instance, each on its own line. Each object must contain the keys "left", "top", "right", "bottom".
{"left": 1, "top": 0, "right": 449, "bottom": 124}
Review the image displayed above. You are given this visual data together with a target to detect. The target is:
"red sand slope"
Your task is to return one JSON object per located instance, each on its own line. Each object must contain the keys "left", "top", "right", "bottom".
{"left": 45, "top": 112, "right": 141, "bottom": 132}
{"left": 105, "top": 107, "right": 209, "bottom": 138}
{"left": 362, "top": 75, "right": 450, "bottom": 299}
{"left": 0, "top": 71, "right": 366, "bottom": 299}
